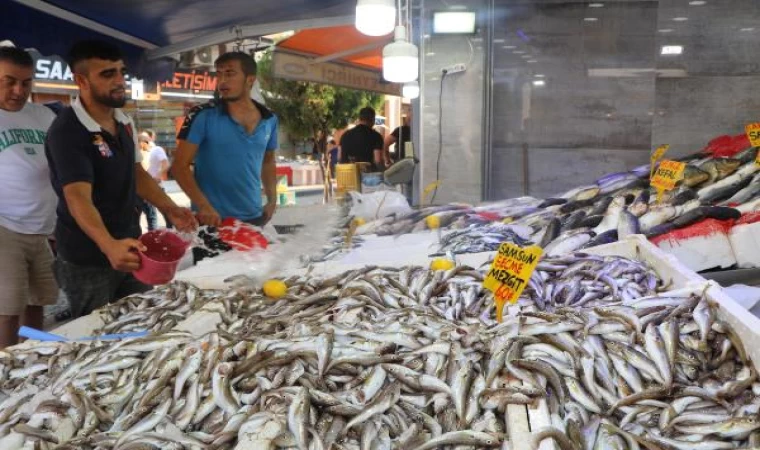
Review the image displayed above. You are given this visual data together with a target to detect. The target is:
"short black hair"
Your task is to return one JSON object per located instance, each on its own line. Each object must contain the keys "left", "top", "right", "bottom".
{"left": 67, "top": 40, "right": 123, "bottom": 74}
{"left": 0, "top": 47, "right": 33, "bottom": 68}
{"left": 359, "top": 107, "right": 376, "bottom": 123}
{"left": 215, "top": 52, "right": 257, "bottom": 76}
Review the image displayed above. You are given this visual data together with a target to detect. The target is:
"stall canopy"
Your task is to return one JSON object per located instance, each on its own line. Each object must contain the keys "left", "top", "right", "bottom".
{"left": 273, "top": 25, "right": 399, "bottom": 95}
{"left": 6, "top": 0, "right": 357, "bottom": 80}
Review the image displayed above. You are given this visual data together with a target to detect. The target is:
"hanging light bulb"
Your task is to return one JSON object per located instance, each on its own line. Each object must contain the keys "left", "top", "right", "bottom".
{"left": 402, "top": 80, "right": 419, "bottom": 99}
{"left": 355, "top": 0, "right": 396, "bottom": 36}
{"left": 383, "top": 26, "right": 419, "bottom": 83}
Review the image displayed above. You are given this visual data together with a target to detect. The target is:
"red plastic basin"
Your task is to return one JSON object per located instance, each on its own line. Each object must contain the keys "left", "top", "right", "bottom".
{"left": 133, "top": 230, "right": 190, "bottom": 285}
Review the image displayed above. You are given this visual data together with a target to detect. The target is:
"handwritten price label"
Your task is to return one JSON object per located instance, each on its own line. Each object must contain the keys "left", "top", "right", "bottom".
{"left": 650, "top": 145, "right": 670, "bottom": 179}
{"left": 483, "top": 242, "right": 543, "bottom": 322}
{"left": 746, "top": 123, "right": 760, "bottom": 147}
{"left": 651, "top": 159, "right": 686, "bottom": 203}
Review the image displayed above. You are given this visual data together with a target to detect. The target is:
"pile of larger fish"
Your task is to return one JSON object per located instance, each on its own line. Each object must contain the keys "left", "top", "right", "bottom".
{"left": 1, "top": 251, "right": 757, "bottom": 449}
{"left": 346, "top": 147, "right": 759, "bottom": 261}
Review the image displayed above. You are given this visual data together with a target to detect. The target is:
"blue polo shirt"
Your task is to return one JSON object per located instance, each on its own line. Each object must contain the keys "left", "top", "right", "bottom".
{"left": 178, "top": 100, "right": 278, "bottom": 221}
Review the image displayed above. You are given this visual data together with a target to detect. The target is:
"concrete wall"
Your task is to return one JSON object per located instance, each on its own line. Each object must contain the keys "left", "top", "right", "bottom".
{"left": 418, "top": 0, "right": 487, "bottom": 204}
{"left": 417, "top": 0, "right": 760, "bottom": 203}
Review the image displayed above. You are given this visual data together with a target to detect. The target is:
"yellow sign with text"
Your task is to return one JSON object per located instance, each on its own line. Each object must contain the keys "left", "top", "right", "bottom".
{"left": 651, "top": 159, "right": 686, "bottom": 203}
{"left": 483, "top": 242, "right": 543, "bottom": 322}
{"left": 650, "top": 145, "right": 670, "bottom": 179}
{"left": 745, "top": 123, "right": 760, "bottom": 147}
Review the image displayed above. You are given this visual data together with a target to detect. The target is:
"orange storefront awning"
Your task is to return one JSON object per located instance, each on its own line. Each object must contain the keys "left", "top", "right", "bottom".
{"left": 272, "top": 25, "right": 401, "bottom": 96}
{"left": 277, "top": 25, "right": 390, "bottom": 71}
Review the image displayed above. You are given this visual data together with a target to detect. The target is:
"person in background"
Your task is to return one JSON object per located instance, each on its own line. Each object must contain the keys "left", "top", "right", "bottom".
{"left": 339, "top": 107, "right": 384, "bottom": 171}
{"left": 327, "top": 138, "right": 339, "bottom": 177}
{"left": 137, "top": 133, "right": 157, "bottom": 230}
{"left": 173, "top": 52, "right": 279, "bottom": 262}
{"left": 45, "top": 40, "right": 196, "bottom": 318}
{"left": 0, "top": 47, "right": 59, "bottom": 348}
{"left": 138, "top": 130, "right": 170, "bottom": 230}
{"left": 384, "top": 113, "right": 411, "bottom": 166}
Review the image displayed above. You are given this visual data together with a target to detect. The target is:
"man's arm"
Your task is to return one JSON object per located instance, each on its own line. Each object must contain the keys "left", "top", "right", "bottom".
{"left": 383, "top": 134, "right": 397, "bottom": 167}
{"left": 261, "top": 151, "right": 277, "bottom": 224}
{"left": 135, "top": 166, "right": 197, "bottom": 232}
{"left": 63, "top": 182, "right": 144, "bottom": 272}
{"left": 171, "top": 140, "right": 220, "bottom": 226}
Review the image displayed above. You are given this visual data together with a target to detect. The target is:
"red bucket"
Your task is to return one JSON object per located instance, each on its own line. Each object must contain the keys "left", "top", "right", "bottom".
{"left": 133, "top": 230, "right": 190, "bottom": 285}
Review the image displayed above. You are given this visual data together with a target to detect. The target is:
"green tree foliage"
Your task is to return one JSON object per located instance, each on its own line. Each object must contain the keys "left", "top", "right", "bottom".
{"left": 257, "top": 50, "right": 383, "bottom": 151}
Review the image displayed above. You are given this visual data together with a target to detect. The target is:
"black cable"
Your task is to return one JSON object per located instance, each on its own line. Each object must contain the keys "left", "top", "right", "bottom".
{"left": 430, "top": 70, "right": 447, "bottom": 205}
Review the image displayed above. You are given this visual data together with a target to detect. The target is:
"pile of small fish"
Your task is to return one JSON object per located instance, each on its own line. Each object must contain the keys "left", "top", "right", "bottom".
{"left": 346, "top": 147, "right": 760, "bottom": 263}
{"left": 431, "top": 222, "right": 533, "bottom": 256}
{"left": 0, "top": 253, "right": 757, "bottom": 450}
{"left": 301, "top": 233, "right": 366, "bottom": 264}
{"left": 96, "top": 282, "right": 212, "bottom": 336}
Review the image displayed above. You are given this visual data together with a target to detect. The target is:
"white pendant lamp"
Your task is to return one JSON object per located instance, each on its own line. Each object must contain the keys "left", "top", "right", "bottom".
{"left": 383, "top": 25, "right": 419, "bottom": 83}
{"left": 355, "top": 0, "right": 396, "bottom": 36}
{"left": 402, "top": 80, "right": 419, "bottom": 99}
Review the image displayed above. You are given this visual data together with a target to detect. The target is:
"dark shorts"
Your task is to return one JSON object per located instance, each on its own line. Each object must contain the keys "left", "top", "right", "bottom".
{"left": 53, "top": 258, "right": 151, "bottom": 318}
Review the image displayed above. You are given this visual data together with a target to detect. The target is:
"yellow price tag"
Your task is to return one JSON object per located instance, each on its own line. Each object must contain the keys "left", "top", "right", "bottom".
{"left": 651, "top": 159, "right": 686, "bottom": 203}
{"left": 421, "top": 180, "right": 441, "bottom": 206}
{"left": 483, "top": 242, "right": 543, "bottom": 322}
{"left": 650, "top": 145, "right": 670, "bottom": 179}
{"left": 746, "top": 123, "right": 760, "bottom": 147}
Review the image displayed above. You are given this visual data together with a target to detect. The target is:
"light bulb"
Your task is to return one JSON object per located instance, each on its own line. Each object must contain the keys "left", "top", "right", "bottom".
{"left": 355, "top": 0, "right": 396, "bottom": 36}
{"left": 383, "top": 26, "right": 419, "bottom": 83}
{"left": 402, "top": 80, "right": 419, "bottom": 99}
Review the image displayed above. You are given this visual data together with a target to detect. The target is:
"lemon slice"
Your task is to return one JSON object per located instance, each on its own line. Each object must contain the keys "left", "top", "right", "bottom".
{"left": 263, "top": 279, "right": 287, "bottom": 299}
{"left": 353, "top": 217, "right": 366, "bottom": 227}
{"left": 430, "top": 258, "right": 455, "bottom": 271}
{"left": 426, "top": 215, "right": 441, "bottom": 229}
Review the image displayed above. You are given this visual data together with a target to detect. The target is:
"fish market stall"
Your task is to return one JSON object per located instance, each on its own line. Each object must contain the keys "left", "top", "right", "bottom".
{"left": 5, "top": 229, "right": 760, "bottom": 449}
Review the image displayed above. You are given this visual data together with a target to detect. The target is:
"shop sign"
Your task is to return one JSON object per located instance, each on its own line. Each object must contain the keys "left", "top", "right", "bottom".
{"left": 483, "top": 242, "right": 542, "bottom": 322}
{"left": 651, "top": 159, "right": 686, "bottom": 202}
{"left": 161, "top": 70, "right": 218, "bottom": 92}
{"left": 272, "top": 51, "right": 401, "bottom": 96}
{"left": 27, "top": 50, "right": 73, "bottom": 83}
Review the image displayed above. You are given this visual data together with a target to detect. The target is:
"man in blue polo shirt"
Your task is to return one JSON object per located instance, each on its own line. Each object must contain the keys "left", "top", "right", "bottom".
{"left": 173, "top": 52, "right": 278, "bottom": 232}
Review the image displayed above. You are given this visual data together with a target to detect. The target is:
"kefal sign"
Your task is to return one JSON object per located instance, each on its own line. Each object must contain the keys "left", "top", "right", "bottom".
{"left": 161, "top": 70, "right": 218, "bottom": 92}
{"left": 273, "top": 51, "right": 401, "bottom": 96}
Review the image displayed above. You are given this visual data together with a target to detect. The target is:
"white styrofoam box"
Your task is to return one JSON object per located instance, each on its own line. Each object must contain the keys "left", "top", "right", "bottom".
{"left": 650, "top": 219, "right": 737, "bottom": 273}
{"left": 570, "top": 234, "right": 706, "bottom": 290}
{"left": 730, "top": 221, "right": 760, "bottom": 269}
{"left": 49, "top": 311, "right": 107, "bottom": 339}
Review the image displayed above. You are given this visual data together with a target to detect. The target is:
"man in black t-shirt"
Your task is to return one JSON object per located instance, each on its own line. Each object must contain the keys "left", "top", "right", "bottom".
{"left": 45, "top": 40, "right": 197, "bottom": 318}
{"left": 339, "top": 107, "right": 384, "bottom": 171}
{"left": 385, "top": 114, "right": 411, "bottom": 165}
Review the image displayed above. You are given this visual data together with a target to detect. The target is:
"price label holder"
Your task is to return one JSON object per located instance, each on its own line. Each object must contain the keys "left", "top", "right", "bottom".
{"left": 650, "top": 144, "right": 670, "bottom": 179}
{"left": 483, "top": 242, "right": 543, "bottom": 322}
{"left": 746, "top": 123, "right": 760, "bottom": 147}
{"left": 421, "top": 180, "right": 442, "bottom": 206}
{"left": 651, "top": 159, "right": 686, "bottom": 203}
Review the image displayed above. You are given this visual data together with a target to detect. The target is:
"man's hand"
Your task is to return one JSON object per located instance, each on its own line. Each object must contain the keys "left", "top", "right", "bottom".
{"left": 197, "top": 204, "right": 222, "bottom": 227}
{"left": 103, "top": 239, "right": 145, "bottom": 272}
{"left": 163, "top": 206, "right": 198, "bottom": 232}
{"left": 261, "top": 202, "right": 276, "bottom": 225}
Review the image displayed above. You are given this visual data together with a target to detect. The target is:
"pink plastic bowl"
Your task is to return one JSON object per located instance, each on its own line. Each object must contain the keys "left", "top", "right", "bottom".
{"left": 133, "top": 230, "right": 190, "bottom": 285}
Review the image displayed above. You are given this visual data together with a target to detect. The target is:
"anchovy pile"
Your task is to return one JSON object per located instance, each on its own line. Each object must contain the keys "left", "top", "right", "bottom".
{"left": 301, "top": 234, "right": 366, "bottom": 264}
{"left": 0, "top": 255, "right": 757, "bottom": 449}
{"left": 97, "top": 282, "right": 211, "bottom": 335}
{"left": 431, "top": 223, "right": 533, "bottom": 256}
